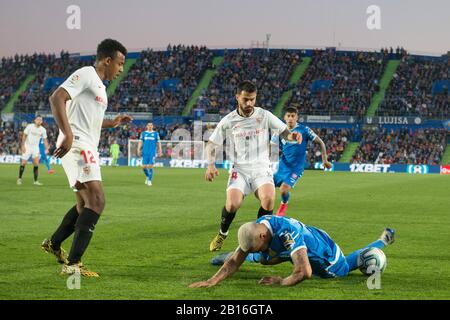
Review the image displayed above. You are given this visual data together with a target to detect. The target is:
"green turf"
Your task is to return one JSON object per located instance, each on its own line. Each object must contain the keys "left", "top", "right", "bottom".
{"left": 0, "top": 165, "right": 449, "bottom": 300}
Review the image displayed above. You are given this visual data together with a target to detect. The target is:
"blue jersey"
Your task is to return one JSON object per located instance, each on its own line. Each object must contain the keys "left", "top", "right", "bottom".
{"left": 140, "top": 131, "right": 159, "bottom": 156}
{"left": 39, "top": 138, "right": 46, "bottom": 155}
{"left": 256, "top": 215, "right": 343, "bottom": 278}
{"left": 273, "top": 124, "right": 317, "bottom": 171}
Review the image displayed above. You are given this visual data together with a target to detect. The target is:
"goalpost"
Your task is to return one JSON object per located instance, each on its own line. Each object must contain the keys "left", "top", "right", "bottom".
{"left": 127, "top": 139, "right": 206, "bottom": 166}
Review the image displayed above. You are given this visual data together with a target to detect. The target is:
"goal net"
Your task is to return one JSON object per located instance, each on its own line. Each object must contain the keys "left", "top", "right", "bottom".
{"left": 127, "top": 139, "right": 206, "bottom": 166}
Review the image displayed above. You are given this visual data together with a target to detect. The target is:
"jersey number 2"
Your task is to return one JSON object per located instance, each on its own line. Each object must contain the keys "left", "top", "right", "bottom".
{"left": 81, "top": 150, "right": 96, "bottom": 164}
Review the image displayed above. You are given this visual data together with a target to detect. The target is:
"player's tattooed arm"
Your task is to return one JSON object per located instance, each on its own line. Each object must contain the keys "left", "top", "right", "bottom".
{"left": 49, "top": 87, "right": 73, "bottom": 158}
{"left": 205, "top": 141, "right": 219, "bottom": 181}
{"left": 259, "top": 248, "right": 312, "bottom": 286}
{"left": 280, "top": 128, "right": 303, "bottom": 144}
{"left": 189, "top": 249, "right": 247, "bottom": 288}
{"left": 314, "top": 136, "right": 332, "bottom": 169}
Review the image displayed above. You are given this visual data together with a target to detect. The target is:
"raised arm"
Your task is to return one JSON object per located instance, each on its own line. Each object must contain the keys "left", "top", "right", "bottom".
{"left": 189, "top": 248, "right": 248, "bottom": 288}
{"left": 259, "top": 248, "right": 312, "bottom": 286}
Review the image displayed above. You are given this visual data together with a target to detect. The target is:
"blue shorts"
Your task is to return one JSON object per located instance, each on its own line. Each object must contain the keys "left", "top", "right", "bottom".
{"left": 142, "top": 155, "right": 156, "bottom": 165}
{"left": 310, "top": 245, "right": 350, "bottom": 279}
{"left": 274, "top": 164, "right": 304, "bottom": 188}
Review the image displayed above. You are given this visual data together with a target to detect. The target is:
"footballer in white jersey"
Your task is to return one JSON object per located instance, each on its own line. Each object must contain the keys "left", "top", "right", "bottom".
{"left": 43, "top": 39, "right": 132, "bottom": 277}
{"left": 17, "top": 115, "right": 49, "bottom": 186}
{"left": 205, "top": 80, "right": 303, "bottom": 252}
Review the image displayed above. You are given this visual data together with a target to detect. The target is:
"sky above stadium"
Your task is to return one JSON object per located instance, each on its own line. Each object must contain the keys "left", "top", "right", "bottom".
{"left": 0, "top": 0, "right": 449, "bottom": 58}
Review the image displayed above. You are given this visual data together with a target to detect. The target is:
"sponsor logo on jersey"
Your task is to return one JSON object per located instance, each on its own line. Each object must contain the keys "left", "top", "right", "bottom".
{"left": 71, "top": 74, "right": 80, "bottom": 82}
{"left": 83, "top": 166, "right": 91, "bottom": 175}
{"left": 280, "top": 231, "right": 295, "bottom": 250}
{"left": 95, "top": 96, "right": 107, "bottom": 107}
{"left": 235, "top": 128, "right": 264, "bottom": 138}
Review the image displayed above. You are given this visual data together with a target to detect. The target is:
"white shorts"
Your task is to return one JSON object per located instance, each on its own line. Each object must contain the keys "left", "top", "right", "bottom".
{"left": 227, "top": 166, "right": 274, "bottom": 196}
{"left": 61, "top": 146, "right": 102, "bottom": 189}
{"left": 21, "top": 146, "right": 40, "bottom": 161}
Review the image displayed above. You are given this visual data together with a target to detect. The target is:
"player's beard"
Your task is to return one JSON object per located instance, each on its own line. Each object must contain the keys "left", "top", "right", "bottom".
{"left": 238, "top": 104, "right": 254, "bottom": 117}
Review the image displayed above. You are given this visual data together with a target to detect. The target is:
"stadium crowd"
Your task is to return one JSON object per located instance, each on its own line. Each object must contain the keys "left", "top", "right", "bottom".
{"left": 288, "top": 49, "right": 387, "bottom": 117}
{"left": 305, "top": 128, "right": 353, "bottom": 167}
{"left": 351, "top": 128, "right": 447, "bottom": 165}
{"left": 377, "top": 55, "right": 449, "bottom": 119}
{"left": 196, "top": 49, "right": 301, "bottom": 114}
{"left": 13, "top": 52, "right": 92, "bottom": 113}
{"left": 108, "top": 45, "right": 213, "bottom": 115}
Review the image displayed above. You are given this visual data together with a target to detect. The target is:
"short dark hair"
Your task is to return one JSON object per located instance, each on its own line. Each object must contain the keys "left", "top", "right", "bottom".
{"left": 237, "top": 80, "right": 257, "bottom": 94}
{"left": 284, "top": 106, "right": 298, "bottom": 115}
{"left": 97, "top": 39, "right": 127, "bottom": 60}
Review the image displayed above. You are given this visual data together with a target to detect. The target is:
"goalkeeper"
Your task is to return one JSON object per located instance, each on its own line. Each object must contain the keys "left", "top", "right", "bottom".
{"left": 110, "top": 140, "right": 120, "bottom": 166}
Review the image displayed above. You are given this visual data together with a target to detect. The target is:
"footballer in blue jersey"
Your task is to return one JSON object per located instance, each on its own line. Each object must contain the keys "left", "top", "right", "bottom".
{"left": 190, "top": 215, "right": 395, "bottom": 288}
{"left": 138, "top": 122, "right": 162, "bottom": 186}
{"left": 273, "top": 107, "right": 332, "bottom": 216}
{"left": 39, "top": 138, "right": 55, "bottom": 174}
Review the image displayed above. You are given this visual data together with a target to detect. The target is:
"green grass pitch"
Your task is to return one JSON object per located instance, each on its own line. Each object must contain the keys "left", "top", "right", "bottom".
{"left": 0, "top": 164, "right": 449, "bottom": 300}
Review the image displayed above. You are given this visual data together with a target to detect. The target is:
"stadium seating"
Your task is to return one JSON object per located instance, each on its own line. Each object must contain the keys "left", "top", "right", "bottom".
{"left": 288, "top": 49, "right": 388, "bottom": 117}
{"left": 351, "top": 128, "right": 447, "bottom": 165}
{"left": 0, "top": 54, "right": 43, "bottom": 110}
{"left": 108, "top": 45, "right": 214, "bottom": 115}
{"left": 305, "top": 128, "right": 353, "bottom": 167}
{"left": 196, "top": 49, "right": 302, "bottom": 115}
{"left": 14, "top": 52, "right": 93, "bottom": 113}
{"left": 376, "top": 55, "right": 449, "bottom": 119}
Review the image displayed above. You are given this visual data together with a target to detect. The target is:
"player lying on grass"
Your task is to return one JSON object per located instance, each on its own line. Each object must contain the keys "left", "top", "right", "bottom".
{"left": 189, "top": 215, "right": 395, "bottom": 287}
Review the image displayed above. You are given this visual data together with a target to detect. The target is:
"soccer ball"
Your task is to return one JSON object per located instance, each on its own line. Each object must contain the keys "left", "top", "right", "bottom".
{"left": 358, "top": 247, "right": 387, "bottom": 275}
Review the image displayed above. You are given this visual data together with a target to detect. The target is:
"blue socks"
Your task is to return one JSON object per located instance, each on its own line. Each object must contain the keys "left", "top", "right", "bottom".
{"left": 143, "top": 168, "right": 154, "bottom": 181}
{"left": 345, "top": 239, "right": 385, "bottom": 271}
{"left": 281, "top": 192, "right": 291, "bottom": 204}
{"left": 44, "top": 156, "right": 51, "bottom": 171}
{"left": 148, "top": 168, "right": 154, "bottom": 181}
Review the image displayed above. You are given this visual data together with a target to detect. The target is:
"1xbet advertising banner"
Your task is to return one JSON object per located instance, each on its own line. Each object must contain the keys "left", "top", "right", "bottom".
{"left": 313, "top": 162, "right": 440, "bottom": 174}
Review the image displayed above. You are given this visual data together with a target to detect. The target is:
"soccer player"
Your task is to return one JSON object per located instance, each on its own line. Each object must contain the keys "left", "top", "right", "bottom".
{"left": 17, "top": 116, "right": 49, "bottom": 186}
{"left": 110, "top": 139, "right": 120, "bottom": 166}
{"left": 42, "top": 39, "right": 132, "bottom": 277}
{"left": 189, "top": 215, "right": 395, "bottom": 287}
{"left": 137, "top": 122, "right": 162, "bottom": 186}
{"left": 39, "top": 137, "right": 55, "bottom": 174}
{"left": 205, "top": 80, "right": 302, "bottom": 252}
{"left": 273, "top": 107, "right": 332, "bottom": 216}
